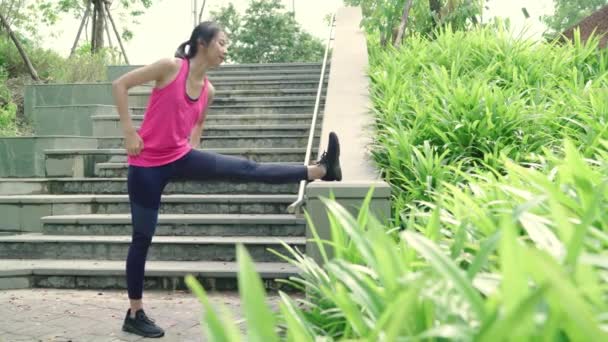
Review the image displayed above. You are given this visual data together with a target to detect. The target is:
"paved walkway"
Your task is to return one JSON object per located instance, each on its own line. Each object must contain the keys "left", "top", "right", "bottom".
{"left": 0, "top": 289, "right": 282, "bottom": 341}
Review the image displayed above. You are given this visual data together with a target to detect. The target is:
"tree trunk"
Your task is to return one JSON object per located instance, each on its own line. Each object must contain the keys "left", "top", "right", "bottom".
{"left": 429, "top": 0, "right": 442, "bottom": 28}
{"left": 104, "top": 1, "right": 129, "bottom": 64}
{"left": 2, "top": 0, "right": 22, "bottom": 29}
{"left": 197, "top": 0, "right": 207, "bottom": 23}
{"left": 92, "top": 0, "right": 105, "bottom": 53}
{"left": 429, "top": 0, "right": 442, "bottom": 14}
{"left": 70, "top": 0, "right": 91, "bottom": 57}
{"left": 104, "top": 15, "right": 113, "bottom": 49}
{"left": 0, "top": 9, "right": 39, "bottom": 81}
{"left": 394, "top": 0, "right": 414, "bottom": 47}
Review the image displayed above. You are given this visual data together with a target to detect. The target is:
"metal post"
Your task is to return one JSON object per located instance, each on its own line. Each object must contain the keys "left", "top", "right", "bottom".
{"left": 193, "top": 0, "right": 198, "bottom": 26}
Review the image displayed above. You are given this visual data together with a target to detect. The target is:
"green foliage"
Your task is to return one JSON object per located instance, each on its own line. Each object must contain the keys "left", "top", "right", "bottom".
{"left": 0, "top": 32, "right": 121, "bottom": 135}
{"left": 210, "top": 0, "right": 324, "bottom": 63}
{"left": 0, "top": 34, "right": 118, "bottom": 82}
{"left": 186, "top": 20, "right": 608, "bottom": 340}
{"left": 343, "top": 0, "right": 485, "bottom": 45}
{"left": 50, "top": 42, "right": 122, "bottom": 82}
{"left": 543, "top": 0, "right": 608, "bottom": 34}
{"left": 0, "top": 0, "right": 157, "bottom": 42}
{"left": 368, "top": 26, "right": 608, "bottom": 221}
{"left": 0, "top": 65, "right": 18, "bottom": 136}
{"left": 188, "top": 150, "right": 608, "bottom": 339}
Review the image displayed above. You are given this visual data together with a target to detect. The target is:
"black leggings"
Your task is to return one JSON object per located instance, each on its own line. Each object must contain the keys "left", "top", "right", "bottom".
{"left": 126, "top": 149, "right": 308, "bottom": 299}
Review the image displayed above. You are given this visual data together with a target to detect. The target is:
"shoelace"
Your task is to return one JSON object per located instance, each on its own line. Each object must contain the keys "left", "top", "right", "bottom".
{"left": 318, "top": 151, "right": 328, "bottom": 163}
{"left": 138, "top": 312, "right": 156, "bottom": 324}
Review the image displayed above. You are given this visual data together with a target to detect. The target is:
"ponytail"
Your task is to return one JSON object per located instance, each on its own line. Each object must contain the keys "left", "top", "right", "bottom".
{"left": 174, "top": 41, "right": 190, "bottom": 58}
{"left": 174, "top": 21, "right": 223, "bottom": 59}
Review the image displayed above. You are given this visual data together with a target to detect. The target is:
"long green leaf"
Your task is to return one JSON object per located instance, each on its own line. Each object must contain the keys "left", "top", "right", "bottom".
{"left": 402, "top": 231, "right": 487, "bottom": 320}
{"left": 524, "top": 248, "right": 608, "bottom": 340}
{"left": 185, "top": 275, "right": 242, "bottom": 342}
{"left": 236, "top": 245, "right": 279, "bottom": 342}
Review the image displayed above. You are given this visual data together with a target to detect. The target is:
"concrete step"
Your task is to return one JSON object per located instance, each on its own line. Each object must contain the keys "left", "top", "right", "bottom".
{"left": 129, "top": 94, "right": 324, "bottom": 107}
{"left": 209, "top": 96, "right": 324, "bottom": 105}
{"left": 195, "top": 88, "right": 325, "bottom": 97}
{"left": 0, "top": 234, "right": 304, "bottom": 262}
{"left": 119, "top": 78, "right": 328, "bottom": 93}
{"left": 95, "top": 161, "right": 309, "bottom": 179}
{"left": 44, "top": 148, "right": 307, "bottom": 177}
{"left": 107, "top": 62, "right": 326, "bottom": 80}
{"left": 42, "top": 214, "right": 305, "bottom": 236}
{"left": 93, "top": 113, "right": 321, "bottom": 130}
{"left": 126, "top": 89, "right": 326, "bottom": 107}
{"left": 95, "top": 122, "right": 322, "bottom": 137}
{"left": 96, "top": 134, "right": 320, "bottom": 149}
{"left": 0, "top": 194, "right": 299, "bottom": 232}
{"left": 0, "top": 259, "right": 298, "bottom": 291}
{"left": 0, "top": 178, "right": 299, "bottom": 195}
{"left": 206, "top": 69, "right": 327, "bottom": 77}
{"left": 130, "top": 104, "right": 320, "bottom": 115}
{"left": 206, "top": 80, "right": 324, "bottom": 91}
{"left": 198, "top": 74, "right": 329, "bottom": 84}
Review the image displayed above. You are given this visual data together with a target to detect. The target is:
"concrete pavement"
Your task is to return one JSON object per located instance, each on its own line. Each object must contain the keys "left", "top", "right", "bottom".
{"left": 0, "top": 289, "right": 282, "bottom": 341}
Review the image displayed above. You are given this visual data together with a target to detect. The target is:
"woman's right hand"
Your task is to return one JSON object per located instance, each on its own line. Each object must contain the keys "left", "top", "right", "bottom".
{"left": 124, "top": 130, "right": 144, "bottom": 156}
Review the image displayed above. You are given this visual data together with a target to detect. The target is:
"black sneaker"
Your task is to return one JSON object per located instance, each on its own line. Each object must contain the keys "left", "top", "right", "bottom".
{"left": 317, "top": 132, "right": 342, "bottom": 181}
{"left": 122, "top": 308, "right": 165, "bottom": 338}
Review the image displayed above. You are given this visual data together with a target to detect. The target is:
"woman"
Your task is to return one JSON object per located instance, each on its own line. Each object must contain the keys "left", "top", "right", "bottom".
{"left": 112, "top": 21, "right": 341, "bottom": 338}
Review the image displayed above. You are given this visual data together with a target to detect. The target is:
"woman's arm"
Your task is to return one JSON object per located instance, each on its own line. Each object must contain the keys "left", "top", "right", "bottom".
{"left": 111, "top": 58, "right": 178, "bottom": 156}
{"left": 190, "top": 83, "right": 215, "bottom": 149}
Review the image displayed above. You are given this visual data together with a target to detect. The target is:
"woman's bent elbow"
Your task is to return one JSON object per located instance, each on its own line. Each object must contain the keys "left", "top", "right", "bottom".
{"left": 111, "top": 80, "right": 129, "bottom": 98}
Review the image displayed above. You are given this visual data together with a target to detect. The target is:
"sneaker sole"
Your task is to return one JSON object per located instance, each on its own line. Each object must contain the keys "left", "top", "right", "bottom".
{"left": 122, "top": 324, "right": 165, "bottom": 338}
{"left": 329, "top": 132, "right": 342, "bottom": 181}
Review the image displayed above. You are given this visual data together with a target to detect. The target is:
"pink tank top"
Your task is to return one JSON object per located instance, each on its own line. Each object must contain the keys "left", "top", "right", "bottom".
{"left": 128, "top": 58, "right": 210, "bottom": 167}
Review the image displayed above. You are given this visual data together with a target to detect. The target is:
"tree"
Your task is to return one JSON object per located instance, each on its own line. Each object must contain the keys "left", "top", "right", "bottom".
{"left": 211, "top": 0, "right": 324, "bottom": 63}
{"left": 394, "top": 0, "right": 414, "bottom": 47}
{"left": 343, "top": 0, "right": 484, "bottom": 46}
{"left": 0, "top": 0, "right": 156, "bottom": 55}
{"left": 543, "top": 0, "right": 608, "bottom": 34}
{"left": 0, "top": 8, "right": 38, "bottom": 80}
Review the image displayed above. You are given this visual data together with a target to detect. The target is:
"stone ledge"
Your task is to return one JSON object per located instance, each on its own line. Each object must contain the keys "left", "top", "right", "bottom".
{"left": 0, "top": 194, "right": 297, "bottom": 204}
{"left": 0, "top": 233, "right": 305, "bottom": 245}
{"left": 42, "top": 213, "right": 305, "bottom": 225}
{"left": 0, "top": 259, "right": 299, "bottom": 290}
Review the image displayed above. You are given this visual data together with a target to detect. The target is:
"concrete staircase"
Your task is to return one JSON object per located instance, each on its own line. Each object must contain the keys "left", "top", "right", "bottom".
{"left": 0, "top": 62, "right": 327, "bottom": 291}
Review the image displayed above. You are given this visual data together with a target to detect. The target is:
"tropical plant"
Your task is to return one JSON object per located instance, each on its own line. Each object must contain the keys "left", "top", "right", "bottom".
{"left": 210, "top": 0, "right": 324, "bottom": 63}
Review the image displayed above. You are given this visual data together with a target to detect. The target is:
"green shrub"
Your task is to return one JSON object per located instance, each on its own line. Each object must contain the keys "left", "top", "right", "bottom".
{"left": 368, "top": 27, "right": 608, "bottom": 221}
{"left": 0, "top": 35, "right": 123, "bottom": 135}
{"left": 0, "top": 65, "right": 18, "bottom": 136}
{"left": 183, "top": 22, "right": 608, "bottom": 342}
{"left": 187, "top": 142, "right": 608, "bottom": 339}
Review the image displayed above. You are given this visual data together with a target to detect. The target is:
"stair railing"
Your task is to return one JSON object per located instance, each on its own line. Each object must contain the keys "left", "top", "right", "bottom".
{"left": 287, "top": 14, "right": 336, "bottom": 214}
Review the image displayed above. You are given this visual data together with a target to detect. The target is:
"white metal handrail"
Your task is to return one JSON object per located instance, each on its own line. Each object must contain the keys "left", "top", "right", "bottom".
{"left": 287, "top": 14, "right": 336, "bottom": 214}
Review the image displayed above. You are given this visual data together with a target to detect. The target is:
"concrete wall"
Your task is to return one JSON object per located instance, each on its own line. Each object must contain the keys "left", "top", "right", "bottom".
{"left": 24, "top": 84, "right": 113, "bottom": 122}
{"left": 0, "top": 137, "right": 97, "bottom": 177}
{"left": 305, "top": 7, "right": 391, "bottom": 263}
{"left": 32, "top": 105, "right": 117, "bottom": 136}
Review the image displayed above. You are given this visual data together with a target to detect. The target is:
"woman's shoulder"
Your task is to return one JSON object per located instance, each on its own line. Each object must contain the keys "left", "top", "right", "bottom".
{"left": 152, "top": 57, "right": 182, "bottom": 73}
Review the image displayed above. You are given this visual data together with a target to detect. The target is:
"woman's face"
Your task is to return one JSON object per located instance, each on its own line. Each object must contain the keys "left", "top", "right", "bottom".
{"left": 202, "top": 31, "right": 228, "bottom": 67}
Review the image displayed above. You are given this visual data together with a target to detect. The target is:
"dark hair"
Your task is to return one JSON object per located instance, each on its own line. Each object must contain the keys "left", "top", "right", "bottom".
{"left": 175, "top": 21, "right": 223, "bottom": 59}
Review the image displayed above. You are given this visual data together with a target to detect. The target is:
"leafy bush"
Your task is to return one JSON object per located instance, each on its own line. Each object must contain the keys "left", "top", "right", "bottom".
{"left": 187, "top": 142, "right": 608, "bottom": 339}
{"left": 368, "top": 27, "right": 608, "bottom": 221}
{"left": 0, "top": 65, "right": 18, "bottom": 136}
{"left": 211, "top": 0, "right": 324, "bottom": 63}
{"left": 344, "top": 0, "right": 484, "bottom": 45}
{"left": 183, "top": 21, "right": 608, "bottom": 342}
{"left": 0, "top": 34, "right": 122, "bottom": 135}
